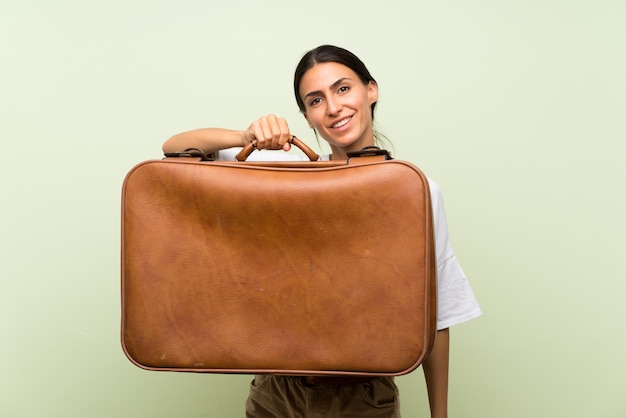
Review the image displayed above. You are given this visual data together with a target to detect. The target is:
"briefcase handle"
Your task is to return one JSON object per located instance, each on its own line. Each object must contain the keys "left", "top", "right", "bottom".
{"left": 236, "top": 136, "right": 319, "bottom": 162}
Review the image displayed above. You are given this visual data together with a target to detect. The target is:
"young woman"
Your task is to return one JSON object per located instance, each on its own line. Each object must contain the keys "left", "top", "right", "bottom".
{"left": 163, "top": 45, "right": 481, "bottom": 418}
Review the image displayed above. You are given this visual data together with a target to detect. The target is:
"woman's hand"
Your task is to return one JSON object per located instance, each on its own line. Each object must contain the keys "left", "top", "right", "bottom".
{"left": 245, "top": 114, "right": 292, "bottom": 152}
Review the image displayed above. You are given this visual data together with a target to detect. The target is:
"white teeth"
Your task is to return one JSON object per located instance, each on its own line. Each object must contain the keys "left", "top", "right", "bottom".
{"left": 332, "top": 117, "right": 351, "bottom": 128}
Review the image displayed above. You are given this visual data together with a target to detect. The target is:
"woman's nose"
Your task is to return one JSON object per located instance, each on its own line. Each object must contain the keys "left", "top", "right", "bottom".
{"left": 326, "top": 96, "right": 341, "bottom": 115}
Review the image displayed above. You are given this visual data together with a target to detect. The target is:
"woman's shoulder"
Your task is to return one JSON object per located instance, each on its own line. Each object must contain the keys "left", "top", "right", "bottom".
{"left": 426, "top": 177, "right": 442, "bottom": 198}
{"left": 426, "top": 177, "right": 445, "bottom": 214}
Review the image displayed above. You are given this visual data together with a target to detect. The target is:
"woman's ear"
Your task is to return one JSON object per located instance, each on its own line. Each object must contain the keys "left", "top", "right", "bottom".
{"left": 303, "top": 113, "right": 314, "bottom": 129}
{"left": 368, "top": 81, "right": 379, "bottom": 105}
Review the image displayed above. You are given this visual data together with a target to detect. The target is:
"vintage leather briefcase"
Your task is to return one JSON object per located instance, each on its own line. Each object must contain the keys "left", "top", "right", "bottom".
{"left": 121, "top": 138, "right": 436, "bottom": 376}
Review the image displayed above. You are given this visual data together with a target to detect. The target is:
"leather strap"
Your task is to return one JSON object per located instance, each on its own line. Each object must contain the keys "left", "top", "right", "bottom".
{"left": 236, "top": 136, "right": 320, "bottom": 161}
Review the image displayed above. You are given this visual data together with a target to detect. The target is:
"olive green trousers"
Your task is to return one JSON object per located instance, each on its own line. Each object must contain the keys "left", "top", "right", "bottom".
{"left": 245, "top": 375, "right": 401, "bottom": 418}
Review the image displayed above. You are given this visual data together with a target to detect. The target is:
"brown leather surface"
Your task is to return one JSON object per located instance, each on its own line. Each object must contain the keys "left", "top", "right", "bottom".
{"left": 121, "top": 157, "right": 436, "bottom": 376}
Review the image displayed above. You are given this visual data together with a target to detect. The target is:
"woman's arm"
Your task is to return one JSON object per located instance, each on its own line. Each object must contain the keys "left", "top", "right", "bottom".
{"left": 162, "top": 115, "right": 293, "bottom": 154}
{"left": 422, "top": 328, "right": 450, "bottom": 418}
{"left": 162, "top": 128, "right": 247, "bottom": 154}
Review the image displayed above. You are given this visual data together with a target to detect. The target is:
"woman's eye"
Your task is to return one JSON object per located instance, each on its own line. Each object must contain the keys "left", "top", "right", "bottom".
{"left": 309, "top": 97, "right": 322, "bottom": 106}
{"left": 338, "top": 85, "right": 350, "bottom": 93}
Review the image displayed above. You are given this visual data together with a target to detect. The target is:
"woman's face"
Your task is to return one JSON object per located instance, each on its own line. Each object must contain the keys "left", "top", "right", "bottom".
{"left": 299, "top": 62, "right": 378, "bottom": 158}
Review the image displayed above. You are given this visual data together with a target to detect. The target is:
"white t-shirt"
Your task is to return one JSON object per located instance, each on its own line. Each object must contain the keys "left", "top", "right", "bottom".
{"left": 217, "top": 148, "right": 482, "bottom": 330}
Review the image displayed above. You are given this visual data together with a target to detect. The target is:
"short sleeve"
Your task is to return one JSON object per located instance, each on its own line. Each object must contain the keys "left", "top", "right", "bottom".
{"left": 428, "top": 179, "right": 482, "bottom": 330}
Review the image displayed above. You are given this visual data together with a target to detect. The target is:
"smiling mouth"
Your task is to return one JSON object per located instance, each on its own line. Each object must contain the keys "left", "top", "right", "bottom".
{"left": 331, "top": 116, "right": 352, "bottom": 129}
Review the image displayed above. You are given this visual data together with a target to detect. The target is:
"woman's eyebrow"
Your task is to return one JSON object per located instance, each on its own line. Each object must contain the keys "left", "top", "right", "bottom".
{"left": 303, "top": 77, "right": 352, "bottom": 101}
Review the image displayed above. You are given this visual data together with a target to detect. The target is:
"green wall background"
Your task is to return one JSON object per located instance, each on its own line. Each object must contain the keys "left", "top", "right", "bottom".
{"left": 2, "top": 1, "right": 624, "bottom": 417}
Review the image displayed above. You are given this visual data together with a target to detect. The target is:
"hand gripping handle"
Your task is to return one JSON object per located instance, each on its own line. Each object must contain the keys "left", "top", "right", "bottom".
{"left": 235, "top": 136, "right": 319, "bottom": 162}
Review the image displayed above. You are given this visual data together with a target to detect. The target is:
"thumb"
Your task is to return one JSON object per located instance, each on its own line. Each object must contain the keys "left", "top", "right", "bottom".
{"left": 282, "top": 142, "right": 291, "bottom": 152}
